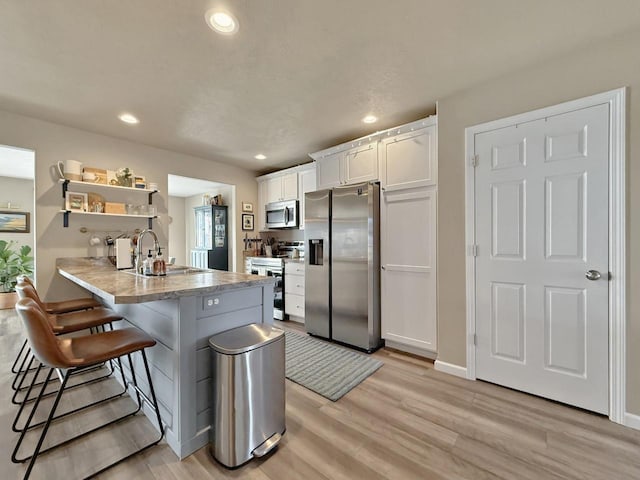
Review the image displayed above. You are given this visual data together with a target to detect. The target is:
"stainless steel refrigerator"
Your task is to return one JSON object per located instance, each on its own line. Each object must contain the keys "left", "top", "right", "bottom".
{"left": 304, "top": 182, "right": 381, "bottom": 352}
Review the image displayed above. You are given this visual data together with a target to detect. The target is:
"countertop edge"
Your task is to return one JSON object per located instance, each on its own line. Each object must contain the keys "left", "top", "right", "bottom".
{"left": 57, "top": 258, "right": 276, "bottom": 304}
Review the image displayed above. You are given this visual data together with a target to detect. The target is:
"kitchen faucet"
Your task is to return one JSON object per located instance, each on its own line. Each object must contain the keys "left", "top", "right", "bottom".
{"left": 135, "top": 229, "right": 160, "bottom": 274}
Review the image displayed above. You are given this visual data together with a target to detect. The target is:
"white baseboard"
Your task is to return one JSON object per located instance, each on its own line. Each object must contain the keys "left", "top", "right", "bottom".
{"left": 623, "top": 412, "right": 640, "bottom": 431}
{"left": 434, "top": 360, "right": 468, "bottom": 379}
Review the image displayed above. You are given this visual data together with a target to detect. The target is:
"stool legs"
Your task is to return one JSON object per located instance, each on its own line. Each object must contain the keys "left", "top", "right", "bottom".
{"left": 10, "top": 339, "right": 28, "bottom": 374}
{"left": 12, "top": 349, "right": 164, "bottom": 480}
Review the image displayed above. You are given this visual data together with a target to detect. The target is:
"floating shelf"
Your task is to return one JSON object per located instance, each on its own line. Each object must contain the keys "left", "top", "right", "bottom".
{"left": 59, "top": 178, "right": 159, "bottom": 204}
{"left": 59, "top": 178, "right": 159, "bottom": 228}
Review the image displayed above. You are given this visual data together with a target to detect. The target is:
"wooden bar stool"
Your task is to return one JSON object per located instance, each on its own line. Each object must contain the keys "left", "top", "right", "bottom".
{"left": 13, "top": 298, "right": 164, "bottom": 480}
{"left": 12, "top": 283, "right": 124, "bottom": 405}
{"left": 11, "top": 276, "right": 101, "bottom": 377}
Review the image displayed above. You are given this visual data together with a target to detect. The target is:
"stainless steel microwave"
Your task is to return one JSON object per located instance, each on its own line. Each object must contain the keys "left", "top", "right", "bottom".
{"left": 265, "top": 200, "right": 299, "bottom": 229}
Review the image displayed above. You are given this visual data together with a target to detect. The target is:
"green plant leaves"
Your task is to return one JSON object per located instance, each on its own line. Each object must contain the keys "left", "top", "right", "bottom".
{"left": 0, "top": 240, "right": 34, "bottom": 292}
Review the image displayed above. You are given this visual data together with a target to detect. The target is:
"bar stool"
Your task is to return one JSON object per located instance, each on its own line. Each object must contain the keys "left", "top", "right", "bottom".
{"left": 11, "top": 276, "right": 101, "bottom": 376}
{"left": 12, "top": 283, "right": 124, "bottom": 405}
{"left": 16, "top": 276, "right": 102, "bottom": 314}
{"left": 13, "top": 298, "right": 164, "bottom": 480}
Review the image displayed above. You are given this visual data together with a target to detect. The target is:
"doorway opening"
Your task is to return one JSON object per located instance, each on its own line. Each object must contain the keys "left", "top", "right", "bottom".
{"left": 167, "top": 174, "right": 236, "bottom": 272}
{"left": 0, "top": 144, "right": 36, "bottom": 307}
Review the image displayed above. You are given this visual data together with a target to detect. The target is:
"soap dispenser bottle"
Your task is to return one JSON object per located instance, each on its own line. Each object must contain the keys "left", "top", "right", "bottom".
{"left": 154, "top": 248, "right": 166, "bottom": 276}
{"left": 143, "top": 249, "right": 154, "bottom": 276}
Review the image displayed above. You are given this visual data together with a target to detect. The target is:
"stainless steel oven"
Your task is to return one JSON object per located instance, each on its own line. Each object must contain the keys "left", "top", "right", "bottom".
{"left": 265, "top": 200, "right": 299, "bottom": 229}
{"left": 250, "top": 258, "right": 285, "bottom": 320}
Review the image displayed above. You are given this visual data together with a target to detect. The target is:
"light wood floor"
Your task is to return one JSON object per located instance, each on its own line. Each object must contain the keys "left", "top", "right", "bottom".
{"left": 1, "top": 311, "right": 639, "bottom": 479}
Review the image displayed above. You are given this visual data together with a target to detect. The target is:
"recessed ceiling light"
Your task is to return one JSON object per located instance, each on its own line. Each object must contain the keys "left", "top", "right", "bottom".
{"left": 118, "top": 113, "right": 139, "bottom": 124}
{"left": 255, "top": 154, "right": 267, "bottom": 160}
{"left": 205, "top": 9, "right": 239, "bottom": 35}
{"left": 362, "top": 115, "right": 378, "bottom": 124}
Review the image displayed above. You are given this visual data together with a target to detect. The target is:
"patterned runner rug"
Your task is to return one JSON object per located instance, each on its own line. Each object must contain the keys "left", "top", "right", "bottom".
{"left": 284, "top": 330, "right": 383, "bottom": 401}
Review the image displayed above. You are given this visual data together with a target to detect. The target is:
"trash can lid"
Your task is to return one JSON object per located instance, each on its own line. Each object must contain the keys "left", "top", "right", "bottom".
{"left": 208, "top": 324, "right": 284, "bottom": 355}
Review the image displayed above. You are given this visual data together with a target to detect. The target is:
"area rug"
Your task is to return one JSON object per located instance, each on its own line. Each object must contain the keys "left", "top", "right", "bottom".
{"left": 284, "top": 330, "right": 383, "bottom": 401}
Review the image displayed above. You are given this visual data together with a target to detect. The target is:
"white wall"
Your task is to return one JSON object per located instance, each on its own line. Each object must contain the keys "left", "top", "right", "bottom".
{"left": 0, "top": 177, "right": 35, "bottom": 255}
{"left": 167, "top": 195, "right": 186, "bottom": 266}
{"left": 0, "top": 109, "right": 258, "bottom": 301}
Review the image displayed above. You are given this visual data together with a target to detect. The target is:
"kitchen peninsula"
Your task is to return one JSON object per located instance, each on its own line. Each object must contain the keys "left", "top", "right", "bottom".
{"left": 56, "top": 257, "right": 276, "bottom": 458}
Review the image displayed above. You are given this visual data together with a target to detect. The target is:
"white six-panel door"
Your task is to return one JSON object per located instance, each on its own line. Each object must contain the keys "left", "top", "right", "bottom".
{"left": 474, "top": 104, "right": 610, "bottom": 414}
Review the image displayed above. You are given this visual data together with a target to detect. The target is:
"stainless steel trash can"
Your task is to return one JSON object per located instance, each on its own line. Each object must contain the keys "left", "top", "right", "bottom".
{"left": 208, "top": 323, "right": 285, "bottom": 468}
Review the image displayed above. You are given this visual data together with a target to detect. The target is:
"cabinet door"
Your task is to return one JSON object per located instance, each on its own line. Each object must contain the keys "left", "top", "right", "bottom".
{"left": 316, "top": 152, "right": 342, "bottom": 189}
{"left": 381, "top": 187, "right": 437, "bottom": 352}
{"left": 380, "top": 125, "right": 436, "bottom": 191}
{"left": 257, "top": 181, "right": 268, "bottom": 231}
{"left": 265, "top": 177, "right": 283, "bottom": 203}
{"left": 281, "top": 172, "right": 298, "bottom": 201}
{"left": 298, "top": 167, "right": 317, "bottom": 229}
{"left": 344, "top": 142, "right": 378, "bottom": 185}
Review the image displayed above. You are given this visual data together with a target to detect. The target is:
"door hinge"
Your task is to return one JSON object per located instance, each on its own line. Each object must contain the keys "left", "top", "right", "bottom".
{"left": 470, "top": 244, "right": 478, "bottom": 257}
{"left": 470, "top": 154, "right": 479, "bottom": 167}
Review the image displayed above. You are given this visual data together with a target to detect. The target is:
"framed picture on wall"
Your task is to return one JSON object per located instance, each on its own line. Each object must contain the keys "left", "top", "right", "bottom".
{"left": 242, "top": 202, "right": 253, "bottom": 213}
{"left": 65, "top": 191, "right": 88, "bottom": 212}
{"left": 242, "top": 214, "right": 254, "bottom": 231}
{"left": 0, "top": 211, "right": 30, "bottom": 233}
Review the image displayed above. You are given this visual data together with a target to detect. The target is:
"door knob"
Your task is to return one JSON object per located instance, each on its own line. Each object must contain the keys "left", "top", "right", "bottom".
{"left": 586, "top": 270, "right": 601, "bottom": 281}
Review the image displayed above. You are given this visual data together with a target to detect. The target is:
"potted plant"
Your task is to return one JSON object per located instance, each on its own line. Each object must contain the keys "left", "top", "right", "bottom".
{"left": 0, "top": 240, "right": 34, "bottom": 309}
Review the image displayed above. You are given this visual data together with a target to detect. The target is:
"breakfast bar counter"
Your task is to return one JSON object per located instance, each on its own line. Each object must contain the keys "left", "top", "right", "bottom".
{"left": 56, "top": 257, "right": 276, "bottom": 459}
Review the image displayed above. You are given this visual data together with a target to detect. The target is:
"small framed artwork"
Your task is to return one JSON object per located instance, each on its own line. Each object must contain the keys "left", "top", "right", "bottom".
{"left": 0, "top": 211, "right": 30, "bottom": 233}
{"left": 242, "top": 213, "right": 254, "bottom": 231}
{"left": 65, "top": 191, "right": 88, "bottom": 212}
{"left": 242, "top": 202, "right": 253, "bottom": 213}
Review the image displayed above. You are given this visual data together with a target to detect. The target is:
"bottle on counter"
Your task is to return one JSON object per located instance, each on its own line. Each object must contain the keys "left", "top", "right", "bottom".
{"left": 155, "top": 248, "right": 166, "bottom": 276}
{"left": 143, "top": 249, "right": 154, "bottom": 275}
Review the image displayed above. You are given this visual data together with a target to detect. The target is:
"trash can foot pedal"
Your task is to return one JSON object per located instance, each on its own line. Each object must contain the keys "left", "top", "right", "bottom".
{"left": 252, "top": 432, "right": 282, "bottom": 458}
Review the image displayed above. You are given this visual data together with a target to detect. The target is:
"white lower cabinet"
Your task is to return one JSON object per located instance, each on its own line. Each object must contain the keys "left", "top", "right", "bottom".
{"left": 285, "top": 261, "right": 305, "bottom": 322}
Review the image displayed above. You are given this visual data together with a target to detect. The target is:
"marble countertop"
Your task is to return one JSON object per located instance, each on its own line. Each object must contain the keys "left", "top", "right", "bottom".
{"left": 57, "top": 257, "right": 276, "bottom": 304}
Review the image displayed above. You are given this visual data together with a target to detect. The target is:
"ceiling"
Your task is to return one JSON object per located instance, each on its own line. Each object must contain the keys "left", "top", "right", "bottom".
{"left": 1, "top": 1, "right": 640, "bottom": 174}
{"left": 0, "top": 144, "right": 35, "bottom": 179}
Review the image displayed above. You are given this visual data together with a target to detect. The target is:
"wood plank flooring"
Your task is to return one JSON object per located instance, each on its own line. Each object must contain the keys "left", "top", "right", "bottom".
{"left": 1, "top": 311, "right": 639, "bottom": 479}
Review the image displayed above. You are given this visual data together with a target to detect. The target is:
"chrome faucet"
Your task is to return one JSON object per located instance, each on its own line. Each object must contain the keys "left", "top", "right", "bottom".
{"left": 135, "top": 229, "right": 160, "bottom": 274}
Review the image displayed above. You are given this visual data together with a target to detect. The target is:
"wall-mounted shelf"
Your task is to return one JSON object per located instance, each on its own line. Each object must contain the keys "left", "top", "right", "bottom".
{"left": 59, "top": 178, "right": 159, "bottom": 204}
{"left": 59, "top": 210, "right": 157, "bottom": 229}
{"left": 58, "top": 178, "right": 159, "bottom": 228}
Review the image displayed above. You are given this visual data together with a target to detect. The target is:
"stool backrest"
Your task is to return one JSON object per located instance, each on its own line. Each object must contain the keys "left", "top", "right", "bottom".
{"left": 15, "top": 282, "right": 46, "bottom": 311}
{"left": 15, "top": 298, "right": 71, "bottom": 369}
{"left": 17, "top": 275, "right": 34, "bottom": 288}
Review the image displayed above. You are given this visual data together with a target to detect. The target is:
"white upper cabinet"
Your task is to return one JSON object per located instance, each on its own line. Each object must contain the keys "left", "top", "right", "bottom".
{"left": 316, "top": 151, "right": 342, "bottom": 189}
{"left": 281, "top": 172, "right": 298, "bottom": 201}
{"left": 257, "top": 180, "right": 267, "bottom": 231}
{"left": 298, "top": 166, "right": 317, "bottom": 230}
{"left": 315, "top": 142, "right": 378, "bottom": 190}
{"left": 344, "top": 142, "right": 378, "bottom": 184}
{"left": 266, "top": 172, "right": 298, "bottom": 203}
{"left": 380, "top": 125, "right": 437, "bottom": 191}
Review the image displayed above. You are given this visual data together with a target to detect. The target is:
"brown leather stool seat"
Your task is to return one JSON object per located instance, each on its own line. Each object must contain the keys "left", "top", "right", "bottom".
{"left": 13, "top": 298, "right": 164, "bottom": 480}
{"left": 17, "top": 276, "right": 101, "bottom": 314}
{"left": 12, "top": 283, "right": 124, "bottom": 403}
{"left": 11, "top": 279, "right": 105, "bottom": 382}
